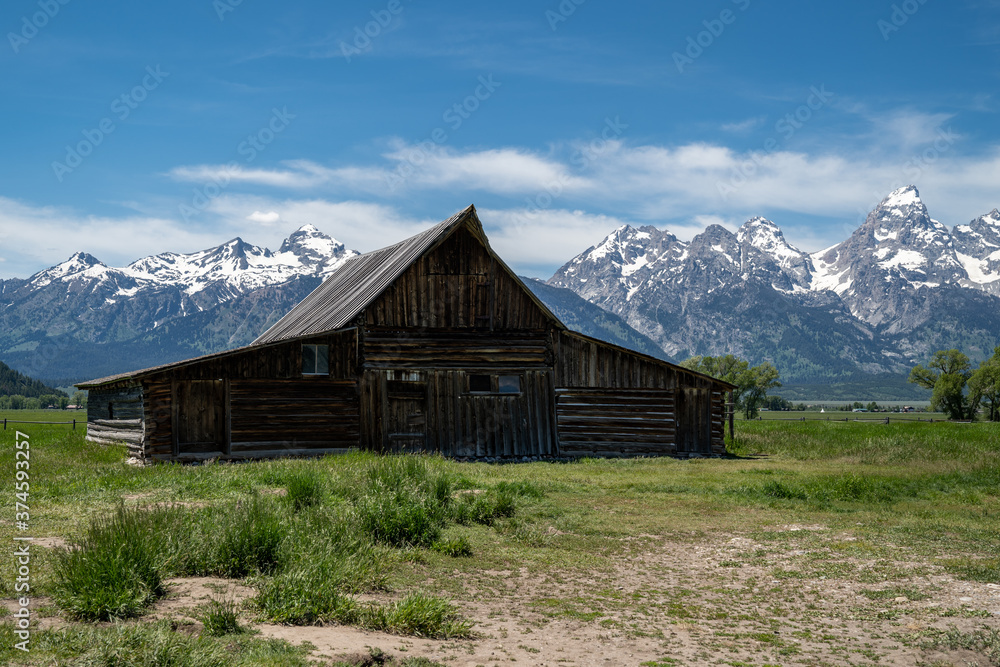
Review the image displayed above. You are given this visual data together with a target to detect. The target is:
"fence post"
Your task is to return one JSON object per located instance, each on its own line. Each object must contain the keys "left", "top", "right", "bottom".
{"left": 2, "top": 418, "right": 5, "bottom": 430}
{"left": 73, "top": 419, "right": 76, "bottom": 430}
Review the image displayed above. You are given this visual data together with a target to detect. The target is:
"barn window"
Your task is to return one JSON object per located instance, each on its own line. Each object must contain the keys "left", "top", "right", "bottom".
{"left": 302, "top": 344, "right": 329, "bottom": 375}
{"left": 498, "top": 375, "right": 521, "bottom": 394}
{"left": 468, "top": 374, "right": 491, "bottom": 393}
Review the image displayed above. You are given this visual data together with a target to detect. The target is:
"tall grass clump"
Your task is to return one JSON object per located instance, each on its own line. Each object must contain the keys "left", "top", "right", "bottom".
{"left": 285, "top": 468, "right": 326, "bottom": 511}
{"left": 361, "top": 592, "right": 472, "bottom": 639}
{"left": 450, "top": 479, "right": 543, "bottom": 526}
{"left": 212, "top": 498, "right": 286, "bottom": 577}
{"left": 13, "top": 620, "right": 312, "bottom": 666}
{"left": 344, "top": 456, "right": 453, "bottom": 547}
{"left": 255, "top": 507, "right": 389, "bottom": 624}
{"left": 199, "top": 595, "right": 247, "bottom": 637}
{"left": 51, "top": 505, "right": 166, "bottom": 621}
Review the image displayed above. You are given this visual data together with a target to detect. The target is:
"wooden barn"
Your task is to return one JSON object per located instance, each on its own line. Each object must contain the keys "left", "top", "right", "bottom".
{"left": 77, "top": 206, "right": 735, "bottom": 462}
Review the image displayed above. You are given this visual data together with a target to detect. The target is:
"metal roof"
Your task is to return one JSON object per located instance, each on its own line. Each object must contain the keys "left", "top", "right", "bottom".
{"left": 252, "top": 206, "right": 474, "bottom": 345}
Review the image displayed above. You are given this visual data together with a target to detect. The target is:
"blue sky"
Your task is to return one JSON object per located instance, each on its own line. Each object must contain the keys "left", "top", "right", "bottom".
{"left": 1, "top": 0, "right": 998, "bottom": 279}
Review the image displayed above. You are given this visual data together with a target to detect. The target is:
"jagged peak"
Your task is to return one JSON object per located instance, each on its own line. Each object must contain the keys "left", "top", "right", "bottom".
{"left": 878, "top": 185, "right": 923, "bottom": 211}
{"left": 696, "top": 224, "right": 738, "bottom": 242}
{"left": 66, "top": 251, "right": 104, "bottom": 266}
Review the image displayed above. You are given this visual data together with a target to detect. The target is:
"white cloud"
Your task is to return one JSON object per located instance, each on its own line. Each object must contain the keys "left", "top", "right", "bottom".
{"left": 246, "top": 210, "right": 281, "bottom": 224}
{"left": 8, "top": 108, "right": 1000, "bottom": 279}
{"left": 0, "top": 197, "right": 227, "bottom": 279}
{"left": 721, "top": 117, "right": 766, "bottom": 133}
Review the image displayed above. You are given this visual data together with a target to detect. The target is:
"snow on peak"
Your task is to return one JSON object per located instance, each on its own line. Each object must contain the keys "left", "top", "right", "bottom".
{"left": 881, "top": 185, "right": 922, "bottom": 210}
{"left": 737, "top": 216, "right": 810, "bottom": 276}
{"left": 29, "top": 252, "right": 107, "bottom": 287}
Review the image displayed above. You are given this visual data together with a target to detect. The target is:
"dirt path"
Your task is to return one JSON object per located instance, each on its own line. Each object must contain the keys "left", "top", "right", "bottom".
{"left": 249, "top": 528, "right": 1000, "bottom": 666}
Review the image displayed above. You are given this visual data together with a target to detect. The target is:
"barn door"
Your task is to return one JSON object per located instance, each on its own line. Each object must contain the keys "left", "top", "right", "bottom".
{"left": 172, "top": 380, "right": 229, "bottom": 456}
{"left": 675, "top": 386, "right": 711, "bottom": 455}
{"left": 383, "top": 374, "right": 427, "bottom": 453}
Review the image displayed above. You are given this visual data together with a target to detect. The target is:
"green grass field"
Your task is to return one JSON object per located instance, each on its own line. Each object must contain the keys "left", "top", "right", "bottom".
{"left": 0, "top": 411, "right": 997, "bottom": 665}
{"left": 748, "top": 410, "right": 947, "bottom": 421}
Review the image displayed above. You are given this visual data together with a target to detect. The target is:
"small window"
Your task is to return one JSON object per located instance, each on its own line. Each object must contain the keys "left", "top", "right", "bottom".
{"left": 302, "top": 344, "right": 329, "bottom": 375}
{"left": 498, "top": 375, "right": 521, "bottom": 394}
{"left": 468, "top": 374, "right": 491, "bottom": 393}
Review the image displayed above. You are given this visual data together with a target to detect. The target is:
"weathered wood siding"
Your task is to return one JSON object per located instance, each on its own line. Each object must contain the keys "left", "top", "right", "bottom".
{"left": 85, "top": 385, "right": 144, "bottom": 456}
{"left": 227, "top": 379, "right": 359, "bottom": 459}
{"left": 364, "top": 226, "right": 552, "bottom": 331}
{"left": 556, "top": 388, "right": 676, "bottom": 458}
{"left": 360, "top": 368, "right": 557, "bottom": 458}
{"left": 362, "top": 330, "right": 550, "bottom": 368}
{"left": 554, "top": 331, "right": 725, "bottom": 457}
{"left": 137, "top": 329, "right": 360, "bottom": 461}
{"left": 555, "top": 332, "right": 678, "bottom": 389}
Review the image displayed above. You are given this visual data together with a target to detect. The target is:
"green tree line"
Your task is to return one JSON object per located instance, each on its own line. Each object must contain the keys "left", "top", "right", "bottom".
{"left": 909, "top": 347, "right": 1000, "bottom": 421}
{"left": 681, "top": 354, "right": 781, "bottom": 419}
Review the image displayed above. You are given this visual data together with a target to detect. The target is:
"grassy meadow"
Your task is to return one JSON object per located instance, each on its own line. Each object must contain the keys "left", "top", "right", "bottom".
{"left": 0, "top": 410, "right": 998, "bottom": 665}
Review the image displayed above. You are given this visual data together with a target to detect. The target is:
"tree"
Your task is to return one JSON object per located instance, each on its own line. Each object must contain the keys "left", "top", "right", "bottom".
{"left": 741, "top": 362, "right": 782, "bottom": 419}
{"left": 72, "top": 390, "right": 88, "bottom": 409}
{"left": 969, "top": 346, "right": 1000, "bottom": 422}
{"left": 908, "top": 349, "right": 974, "bottom": 420}
{"left": 682, "top": 355, "right": 782, "bottom": 419}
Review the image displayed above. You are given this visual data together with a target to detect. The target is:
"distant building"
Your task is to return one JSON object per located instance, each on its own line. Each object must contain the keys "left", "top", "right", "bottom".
{"left": 77, "top": 206, "right": 735, "bottom": 462}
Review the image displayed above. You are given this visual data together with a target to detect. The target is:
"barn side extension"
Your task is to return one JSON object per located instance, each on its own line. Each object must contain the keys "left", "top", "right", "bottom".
{"left": 78, "top": 206, "right": 734, "bottom": 462}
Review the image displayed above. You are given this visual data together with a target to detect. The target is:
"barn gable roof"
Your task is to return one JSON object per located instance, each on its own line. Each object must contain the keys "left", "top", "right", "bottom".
{"left": 252, "top": 205, "right": 564, "bottom": 345}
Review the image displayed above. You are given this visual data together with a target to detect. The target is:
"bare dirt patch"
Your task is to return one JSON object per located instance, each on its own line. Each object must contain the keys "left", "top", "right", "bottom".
{"left": 247, "top": 531, "right": 1000, "bottom": 666}
{"left": 147, "top": 577, "right": 255, "bottom": 623}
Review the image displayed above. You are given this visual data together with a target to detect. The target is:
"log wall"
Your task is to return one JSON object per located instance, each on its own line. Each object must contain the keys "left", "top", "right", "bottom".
{"left": 556, "top": 388, "right": 676, "bottom": 458}
{"left": 554, "top": 331, "right": 728, "bottom": 457}
{"left": 85, "top": 385, "right": 144, "bottom": 457}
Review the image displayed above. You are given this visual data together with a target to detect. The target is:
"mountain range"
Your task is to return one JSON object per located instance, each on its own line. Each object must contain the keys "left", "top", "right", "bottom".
{"left": 2, "top": 186, "right": 997, "bottom": 399}
{"left": 549, "top": 186, "right": 1000, "bottom": 392}
{"left": 0, "top": 224, "right": 664, "bottom": 385}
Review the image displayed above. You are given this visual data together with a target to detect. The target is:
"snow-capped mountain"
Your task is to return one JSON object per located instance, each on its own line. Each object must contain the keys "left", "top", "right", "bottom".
{"left": 737, "top": 217, "right": 814, "bottom": 289}
{"left": 0, "top": 226, "right": 356, "bottom": 382}
{"left": 0, "top": 224, "right": 662, "bottom": 384}
{"left": 953, "top": 208, "right": 1000, "bottom": 295}
{"left": 550, "top": 186, "right": 1000, "bottom": 382}
{"left": 30, "top": 225, "right": 356, "bottom": 301}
